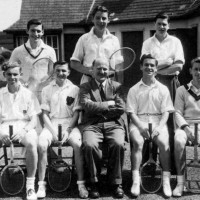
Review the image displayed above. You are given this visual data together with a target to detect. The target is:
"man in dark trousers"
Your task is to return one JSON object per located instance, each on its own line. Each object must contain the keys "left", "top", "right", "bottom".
{"left": 79, "top": 57, "right": 126, "bottom": 199}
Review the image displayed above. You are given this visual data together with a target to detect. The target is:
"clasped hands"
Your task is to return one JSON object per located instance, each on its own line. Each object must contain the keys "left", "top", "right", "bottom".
{"left": 1, "top": 128, "right": 27, "bottom": 145}
{"left": 53, "top": 129, "right": 71, "bottom": 146}
{"left": 139, "top": 124, "right": 162, "bottom": 139}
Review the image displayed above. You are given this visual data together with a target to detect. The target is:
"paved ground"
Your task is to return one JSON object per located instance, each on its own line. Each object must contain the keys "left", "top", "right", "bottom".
{"left": 0, "top": 144, "right": 200, "bottom": 199}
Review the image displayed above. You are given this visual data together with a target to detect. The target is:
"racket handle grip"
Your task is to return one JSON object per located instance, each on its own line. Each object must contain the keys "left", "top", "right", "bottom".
{"left": 9, "top": 125, "right": 13, "bottom": 139}
{"left": 148, "top": 123, "right": 152, "bottom": 136}
{"left": 58, "top": 124, "right": 62, "bottom": 141}
{"left": 194, "top": 123, "right": 198, "bottom": 145}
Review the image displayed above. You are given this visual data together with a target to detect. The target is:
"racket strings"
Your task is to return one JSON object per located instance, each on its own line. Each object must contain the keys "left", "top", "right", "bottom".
{"left": 109, "top": 47, "right": 135, "bottom": 72}
{"left": 48, "top": 162, "right": 71, "bottom": 192}
{"left": 0, "top": 166, "right": 25, "bottom": 195}
{"left": 140, "top": 163, "right": 162, "bottom": 193}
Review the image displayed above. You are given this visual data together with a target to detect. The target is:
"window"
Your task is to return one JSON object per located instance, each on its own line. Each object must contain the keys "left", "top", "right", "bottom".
{"left": 15, "top": 35, "right": 59, "bottom": 58}
{"left": 16, "top": 36, "right": 28, "bottom": 47}
{"left": 44, "top": 35, "right": 59, "bottom": 58}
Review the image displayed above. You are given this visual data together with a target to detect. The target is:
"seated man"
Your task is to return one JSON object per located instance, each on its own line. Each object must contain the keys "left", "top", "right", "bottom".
{"left": 173, "top": 57, "right": 200, "bottom": 197}
{"left": 126, "top": 54, "right": 174, "bottom": 197}
{"left": 80, "top": 57, "right": 126, "bottom": 199}
{"left": 37, "top": 61, "right": 88, "bottom": 199}
{"left": 0, "top": 62, "right": 41, "bottom": 200}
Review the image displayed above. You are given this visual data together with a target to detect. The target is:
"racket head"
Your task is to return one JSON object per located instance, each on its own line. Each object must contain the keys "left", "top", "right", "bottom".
{"left": 0, "top": 164, "right": 25, "bottom": 195}
{"left": 109, "top": 47, "right": 136, "bottom": 72}
{"left": 32, "top": 57, "right": 54, "bottom": 81}
{"left": 28, "top": 57, "right": 54, "bottom": 101}
{"left": 48, "top": 160, "right": 71, "bottom": 192}
{"left": 140, "top": 161, "right": 162, "bottom": 193}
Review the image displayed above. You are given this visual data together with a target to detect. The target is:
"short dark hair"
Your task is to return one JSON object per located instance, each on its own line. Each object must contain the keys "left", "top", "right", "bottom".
{"left": 53, "top": 61, "right": 70, "bottom": 70}
{"left": 191, "top": 57, "right": 200, "bottom": 68}
{"left": 140, "top": 54, "right": 158, "bottom": 66}
{"left": 1, "top": 62, "right": 22, "bottom": 72}
{"left": 27, "top": 19, "right": 44, "bottom": 30}
{"left": 92, "top": 5, "right": 109, "bottom": 17}
{"left": 155, "top": 12, "right": 170, "bottom": 23}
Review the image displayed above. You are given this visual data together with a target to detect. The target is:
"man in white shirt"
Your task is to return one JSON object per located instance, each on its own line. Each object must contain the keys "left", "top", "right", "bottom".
{"left": 141, "top": 12, "right": 184, "bottom": 100}
{"left": 9, "top": 19, "right": 57, "bottom": 100}
{"left": 70, "top": 6, "right": 120, "bottom": 84}
{"left": 0, "top": 62, "right": 41, "bottom": 200}
{"left": 37, "top": 61, "right": 88, "bottom": 199}
{"left": 126, "top": 54, "right": 174, "bottom": 197}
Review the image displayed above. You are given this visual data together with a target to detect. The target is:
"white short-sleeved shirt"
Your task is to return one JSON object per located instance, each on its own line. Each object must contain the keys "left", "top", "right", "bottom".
{"left": 175, "top": 81, "right": 200, "bottom": 127}
{"left": 9, "top": 40, "right": 57, "bottom": 83}
{"left": 141, "top": 34, "right": 185, "bottom": 65}
{"left": 0, "top": 83, "right": 41, "bottom": 122}
{"left": 126, "top": 79, "right": 174, "bottom": 122}
{"left": 41, "top": 80, "right": 81, "bottom": 120}
{"left": 70, "top": 27, "right": 121, "bottom": 83}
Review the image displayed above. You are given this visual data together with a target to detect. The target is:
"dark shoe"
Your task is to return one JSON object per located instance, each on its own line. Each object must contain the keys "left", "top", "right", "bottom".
{"left": 113, "top": 184, "right": 124, "bottom": 199}
{"left": 90, "top": 183, "right": 100, "bottom": 199}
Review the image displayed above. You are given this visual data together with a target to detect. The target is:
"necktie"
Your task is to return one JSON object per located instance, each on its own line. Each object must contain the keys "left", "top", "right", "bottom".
{"left": 99, "top": 83, "right": 106, "bottom": 101}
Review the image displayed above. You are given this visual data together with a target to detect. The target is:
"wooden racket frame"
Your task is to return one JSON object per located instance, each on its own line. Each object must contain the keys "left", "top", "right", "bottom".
{"left": 109, "top": 47, "right": 136, "bottom": 72}
{"left": 0, "top": 125, "right": 25, "bottom": 195}
{"left": 47, "top": 124, "right": 72, "bottom": 192}
{"left": 140, "top": 123, "right": 163, "bottom": 193}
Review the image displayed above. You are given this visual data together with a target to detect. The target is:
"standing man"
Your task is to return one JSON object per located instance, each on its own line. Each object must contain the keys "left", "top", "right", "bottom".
{"left": 70, "top": 5, "right": 121, "bottom": 84}
{"left": 0, "top": 62, "right": 41, "bottom": 200}
{"left": 173, "top": 57, "right": 200, "bottom": 197}
{"left": 79, "top": 57, "right": 126, "bottom": 198}
{"left": 9, "top": 19, "right": 57, "bottom": 100}
{"left": 126, "top": 54, "right": 174, "bottom": 197}
{"left": 141, "top": 12, "right": 185, "bottom": 100}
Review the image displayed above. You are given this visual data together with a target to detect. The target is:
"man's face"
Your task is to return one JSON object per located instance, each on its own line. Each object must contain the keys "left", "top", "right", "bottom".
{"left": 92, "top": 59, "right": 109, "bottom": 83}
{"left": 92, "top": 11, "right": 109, "bottom": 32}
{"left": 55, "top": 64, "right": 70, "bottom": 84}
{"left": 140, "top": 58, "right": 157, "bottom": 77}
{"left": 4, "top": 67, "right": 21, "bottom": 86}
{"left": 26, "top": 24, "right": 44, "bottom": 43}
{"left": 190, "top": 62, "right": 200, "bottom": 83}
{"left": 155, "top": 18, "right": 169, "bottom": 38}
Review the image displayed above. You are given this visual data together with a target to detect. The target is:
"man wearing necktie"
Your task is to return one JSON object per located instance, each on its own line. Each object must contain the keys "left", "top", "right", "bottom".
{"left": 79, "top": 57, "right": 127, "bottom": 199}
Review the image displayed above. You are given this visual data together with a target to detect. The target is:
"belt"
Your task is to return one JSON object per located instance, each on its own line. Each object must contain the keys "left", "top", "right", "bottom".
{"left": 138, "top": 113, "right": 162, "bottom": 116}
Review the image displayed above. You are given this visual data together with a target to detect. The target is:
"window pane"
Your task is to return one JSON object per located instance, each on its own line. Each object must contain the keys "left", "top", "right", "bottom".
{"left": 53, "top": 36, "right": 57, "bottom": 48}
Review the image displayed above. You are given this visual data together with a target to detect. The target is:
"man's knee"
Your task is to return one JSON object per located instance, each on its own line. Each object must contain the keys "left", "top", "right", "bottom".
{"left": 156, "top": 135, "right": 169, "bottom": 151}
{"left": 38, "top": 139, "right": 49, "bottom": 154}
{"left": 130, "top": 129, "right": 144, "bottom": 151}
{"left": 82, "top": 139, "right": 98, "bottom": 151}
{"left": 22, "top": 130, "right": 38, "bottom": 150}
{"left": 174, "top": 129, "right": 187, "bottom": 149}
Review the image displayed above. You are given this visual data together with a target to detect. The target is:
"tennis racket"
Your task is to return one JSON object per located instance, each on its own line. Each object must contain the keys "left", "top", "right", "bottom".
{"left": 48, "top": 124, "right": 71, "bottom": 192}
{"left": 0, "top": 125, "right": 25, "bottom": 195}
{"left": 140, "top": 123, "right": 163, "bottom": 193}
{"left": 26, "top": 57, "right": 54, "bottom": 101}
{"left": 109, "top": 47, "right": 135, "bottom": 72}
{"left": 185, "top": 123, "right": 200, "bottom": 193}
